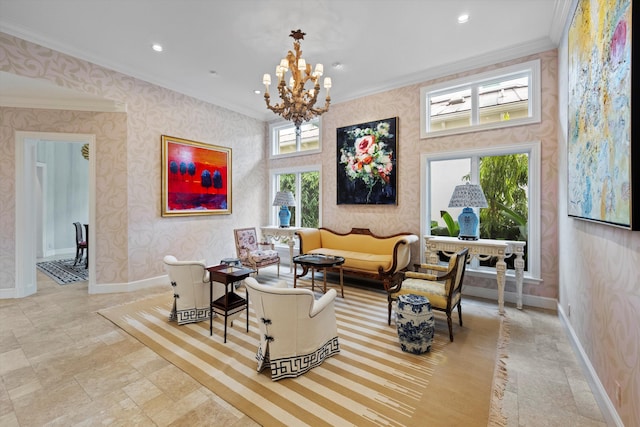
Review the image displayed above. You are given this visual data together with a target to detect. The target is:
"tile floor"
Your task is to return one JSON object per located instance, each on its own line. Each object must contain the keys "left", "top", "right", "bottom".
{"left": 0, "top": 265, "right": 608, "bottom": 426}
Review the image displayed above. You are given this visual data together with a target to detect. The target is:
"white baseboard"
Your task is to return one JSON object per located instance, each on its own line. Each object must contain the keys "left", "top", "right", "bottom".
{"left": 462, "top": 285, "right": 557, "bottom": 310}
{"left": 89, "top": 274, "right": 170, "bottom": 294}
{"left": 0, "top": 288, "right": 16, "bottom": 299}
{"left": 557, "top": 305, "right": 623, "bottom": 427}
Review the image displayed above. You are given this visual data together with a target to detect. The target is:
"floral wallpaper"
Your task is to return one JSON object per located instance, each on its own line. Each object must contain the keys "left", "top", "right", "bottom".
{"left": 0, "top": 32, "right": 267, "bottom": 287}
{"left": 2, "top": 26, "right": 637, "bottom": 425}
{"left": 557, "top": 12, "right": 640, "bottom": 425}
{"left": 270, "top": 50, "right": 560, "bottom": 301}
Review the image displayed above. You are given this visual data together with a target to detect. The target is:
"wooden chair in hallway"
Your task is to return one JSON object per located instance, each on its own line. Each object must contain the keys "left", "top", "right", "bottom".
{"left": 73, "top": 222, "right": 88, "bottom": 267}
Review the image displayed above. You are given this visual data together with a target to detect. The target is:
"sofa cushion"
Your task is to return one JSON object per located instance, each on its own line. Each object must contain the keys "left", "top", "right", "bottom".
{"left": 318, "top": 230, "right": 400, "bottom": 255}
{"left": 307, "top": 248, "right": 393, "bottom": 272}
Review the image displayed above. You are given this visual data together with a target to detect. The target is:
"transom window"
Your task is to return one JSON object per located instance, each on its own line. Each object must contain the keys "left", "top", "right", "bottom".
{"left": 421, "top": 60, "right": 541, "bottom": 138}
{"left": 270, "top": 119, "right": 321, "bottom": 158}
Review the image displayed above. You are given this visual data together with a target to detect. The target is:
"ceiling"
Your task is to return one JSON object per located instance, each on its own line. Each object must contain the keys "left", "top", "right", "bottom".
{"left": 0, "top": 0, "right": 572, "bottom": 121}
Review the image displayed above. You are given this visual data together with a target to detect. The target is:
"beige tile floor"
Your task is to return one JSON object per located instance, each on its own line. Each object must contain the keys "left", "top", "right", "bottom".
{"left": 0, "top": 265, "right": 607, "bottom": 426}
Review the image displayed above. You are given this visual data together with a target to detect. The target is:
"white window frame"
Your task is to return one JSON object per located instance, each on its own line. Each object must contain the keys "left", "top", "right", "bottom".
{"left": 420, "top": 59, "right": 541, "bottom": 139}
{"left": 269, "top": 119, "right": 322, "bottom": 159}
{"left": 420, "top": 141, "right": 541, "bottom": 281}
{"left": 270, "top": 165, "right": 322, "bottom": 229}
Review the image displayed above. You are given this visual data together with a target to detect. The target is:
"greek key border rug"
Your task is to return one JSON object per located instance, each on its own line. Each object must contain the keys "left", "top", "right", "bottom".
{"left": 36, "top": 258, "right": 88, "bottom": 285}
{"left": 99, "top": 278, "right": 508, "bottom": 426}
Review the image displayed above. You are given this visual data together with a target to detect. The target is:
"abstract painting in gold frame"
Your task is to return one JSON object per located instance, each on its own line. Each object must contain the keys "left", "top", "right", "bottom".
{"left": 161, "top": 135, "right": 232, "bottom": 216}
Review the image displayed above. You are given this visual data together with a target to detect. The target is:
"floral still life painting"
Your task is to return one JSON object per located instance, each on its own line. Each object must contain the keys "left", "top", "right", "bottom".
{"left": 337, "top": 117, "right": 398, "bottom": 205}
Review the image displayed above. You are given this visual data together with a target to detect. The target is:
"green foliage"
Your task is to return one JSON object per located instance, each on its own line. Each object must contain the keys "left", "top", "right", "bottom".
{"left": 440, "top": 210, "right": 460, "bottom": 237}
{"left": 279, "top": 171, "right": 320, "bottom": 228}
{"left": 478, "top": 154, "right": 528, "bottom": 240}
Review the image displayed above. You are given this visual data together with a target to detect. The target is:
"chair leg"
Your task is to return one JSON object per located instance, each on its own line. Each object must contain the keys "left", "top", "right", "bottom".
{"left": 387, "top": 297, "right": 392, "bottom": 325}
{"left": 74, "top": 247, "right": 81, "bottom": 266}
{"left": 458, "top": 304, "right": 463, "bottom": 326}
{"left": 447, "top": 313, "right": 454, "bottom": 342}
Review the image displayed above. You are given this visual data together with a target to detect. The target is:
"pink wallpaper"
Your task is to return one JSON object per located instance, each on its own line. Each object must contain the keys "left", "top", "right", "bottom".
{"left": 0, "top": 32, "right": 268, "bottom": 287}
{"left": 271, "top": 50, "right": 560, "bottom": 300}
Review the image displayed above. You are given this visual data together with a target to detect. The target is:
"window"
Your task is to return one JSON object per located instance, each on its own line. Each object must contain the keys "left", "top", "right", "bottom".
{"left": 421, "top": 60, "right": 541, "bottom": 138}
{"left": 421, "top": 142, "right": 540, "bottom": 279}
{"left": 270, "top": 119, "right": 321, "bottom": 158}
{"left": 271, "top": 166, "right": 321, "bottom": 228}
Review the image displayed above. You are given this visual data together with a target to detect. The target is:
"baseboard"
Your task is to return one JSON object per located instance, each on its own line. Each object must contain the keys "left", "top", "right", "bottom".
{"left": 90, "top": 274, "right": 169, "bottom": 294}
{"left": 557, "top": 304, "right": 624, "bottom": 427}
{"left": 0, "top": 288, "right": 16, "bottom": 299}
{"left": 462, "top": 285, "right": 557, "bottom": 310}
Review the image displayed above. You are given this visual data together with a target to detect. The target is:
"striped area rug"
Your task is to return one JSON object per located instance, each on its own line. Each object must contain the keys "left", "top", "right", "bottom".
{"left": 99, "top": 274, "right": 507, "bottom": 426}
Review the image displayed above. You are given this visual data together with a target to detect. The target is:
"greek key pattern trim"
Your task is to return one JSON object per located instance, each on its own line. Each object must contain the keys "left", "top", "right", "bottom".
{"left": 269, "top": 336, "right": 340, "bottom": 381}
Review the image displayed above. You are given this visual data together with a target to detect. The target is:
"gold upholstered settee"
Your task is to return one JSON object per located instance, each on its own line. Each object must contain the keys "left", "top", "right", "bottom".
{"left": 296, "top": 227, "right": 418, "bottom": 290}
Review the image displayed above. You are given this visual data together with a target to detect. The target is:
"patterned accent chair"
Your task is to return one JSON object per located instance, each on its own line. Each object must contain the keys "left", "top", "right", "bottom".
{"left": 233, "top": 228, "right": 280, "bottom": 276}
{"left": 163, "top": 255, "right": 225, "bottom": 325}
{"left": 244, "top": 277, "right": 340, "bottom": 381}
{"left": 387, "top": 248, "right": 469, "bottom": 341}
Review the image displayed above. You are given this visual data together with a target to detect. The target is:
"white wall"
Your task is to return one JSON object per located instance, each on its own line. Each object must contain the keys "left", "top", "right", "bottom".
{"left": 37, "top": 141, "right": 88, "bottom": 254}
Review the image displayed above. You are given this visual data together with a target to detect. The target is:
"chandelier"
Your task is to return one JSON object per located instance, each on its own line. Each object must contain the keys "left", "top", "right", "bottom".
{"left": 262, "top": 29, "right": 332, "bottom": 133}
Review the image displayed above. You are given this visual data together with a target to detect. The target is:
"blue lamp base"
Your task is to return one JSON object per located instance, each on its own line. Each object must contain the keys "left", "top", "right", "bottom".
{"left": 457, "top": 207, "right": 479, "bottom": 240}
{"left": 278, "top": 206, "right": 291, "bottom": 228}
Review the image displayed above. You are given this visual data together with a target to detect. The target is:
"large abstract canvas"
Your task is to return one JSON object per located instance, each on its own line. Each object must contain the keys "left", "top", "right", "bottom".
{"left": 161, "top": 135, "right": 232, "bottom": 216}
{"left": 568, "top": 0, "right": 638, "bottom": 229}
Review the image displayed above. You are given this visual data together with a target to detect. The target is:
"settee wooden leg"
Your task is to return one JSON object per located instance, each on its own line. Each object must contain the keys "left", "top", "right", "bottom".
{"left": 458, "top": 304, "right": 463, "bottom": 326}
{"left": 447, "top": 314, "right": 454, "bottom": 342}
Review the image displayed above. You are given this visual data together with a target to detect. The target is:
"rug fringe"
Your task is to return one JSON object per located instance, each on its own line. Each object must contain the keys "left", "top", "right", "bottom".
{"left": 487, "top": 312, "right": 510, "bottom": 427}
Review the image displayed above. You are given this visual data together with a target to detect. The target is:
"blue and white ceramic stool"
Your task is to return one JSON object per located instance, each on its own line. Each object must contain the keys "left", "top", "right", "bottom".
{"left": 395, "top": 294, "right": 435, "bottom": 354}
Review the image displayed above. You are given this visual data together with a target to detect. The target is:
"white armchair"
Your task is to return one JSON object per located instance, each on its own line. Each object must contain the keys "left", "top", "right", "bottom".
{"left": 163, "top": 255, "right": 225, "bottom": 325}
{"left": 244, "top": 277, "right": 340, "bottom": 381}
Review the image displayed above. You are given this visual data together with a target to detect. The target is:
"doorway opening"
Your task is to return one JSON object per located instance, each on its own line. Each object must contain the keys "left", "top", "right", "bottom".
{"left": 15, "top": 131, "right": 96, "bottom": 296}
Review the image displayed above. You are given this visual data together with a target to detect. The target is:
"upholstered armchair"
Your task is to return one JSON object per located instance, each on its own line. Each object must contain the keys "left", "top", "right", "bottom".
{"left": 163, "top": 255, "right": 225, "bottom": 325}
{"left": 233, "top": 227, "right": 280, "bottom": 276}
{"left": 244, "top": 277, "right": 340, "bottom": 380}
{"left": 387, "top": 248, "right": 469, "bottom": 341}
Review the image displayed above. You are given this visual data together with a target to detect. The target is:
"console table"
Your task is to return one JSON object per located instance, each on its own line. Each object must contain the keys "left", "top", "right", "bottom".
{"left": 260, "top": 226, "right": 307, "bottom": 273}
{"left": 424, "top": 236, "right": 526, "bottom": 313}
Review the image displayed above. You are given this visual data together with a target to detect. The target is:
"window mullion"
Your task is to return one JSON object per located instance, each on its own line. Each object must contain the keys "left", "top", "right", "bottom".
{"left": 471, "top": 85, "right": 479, "bottom": 125}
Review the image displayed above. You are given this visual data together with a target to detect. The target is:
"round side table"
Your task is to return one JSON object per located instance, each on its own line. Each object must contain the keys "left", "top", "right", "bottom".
{"left": 395, "top": 294, "right": 435, "bottom": 354}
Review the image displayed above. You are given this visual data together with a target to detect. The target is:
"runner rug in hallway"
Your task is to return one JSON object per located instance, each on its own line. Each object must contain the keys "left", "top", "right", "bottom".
{"left": 36, "top": 258, "right": 88, "bottom": 284}
{"left": 99, "top": 280, "right": 508, "bottom": 426}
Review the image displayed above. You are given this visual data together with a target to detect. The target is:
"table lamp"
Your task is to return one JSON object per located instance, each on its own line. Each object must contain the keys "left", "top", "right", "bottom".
{"left": 272, "top": 191, "right": 296, "bottom": 228}
{"left": 448, "top": 182, "right": 488, "bottom": 240}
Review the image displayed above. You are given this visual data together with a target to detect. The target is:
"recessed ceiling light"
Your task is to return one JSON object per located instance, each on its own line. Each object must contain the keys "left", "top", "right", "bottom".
{"left": 332, "top": 62, "right": 344, "bottom": 70}
{"left": 152, "top": 43, "right": 163, "bottom": 52}
{"left": 254, "top": 90, "right": 261, "bottom": 95}
{"left": 458, "top": 14, "right": 469, "bottom": 24}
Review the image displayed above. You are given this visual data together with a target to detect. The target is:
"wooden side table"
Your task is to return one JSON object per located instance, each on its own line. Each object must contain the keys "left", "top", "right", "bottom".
{"left": 206, "top": 264, "right": 255, "bottom": 343}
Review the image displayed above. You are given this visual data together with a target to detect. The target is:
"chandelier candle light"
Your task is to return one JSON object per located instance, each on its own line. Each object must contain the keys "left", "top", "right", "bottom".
{"left": 448, "top": 183, "right": 488, "bottom": 240}
{"left": 272, "top": 191, "right": 297, "bottom": 228}
{"left": 262, "top": 29, "right": 332, "bottom": 143}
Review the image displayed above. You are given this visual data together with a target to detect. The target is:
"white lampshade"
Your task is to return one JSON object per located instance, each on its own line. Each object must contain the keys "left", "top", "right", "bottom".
{"left": 297, "top": 58, "right": 306, "bottom": 71}
{"left": 272, "top": 191, "right": 296, "bottom": 207}
{"left": 448, "top": 183, "right": 488, "bottom": 208}
{"left": 262, "top": 74, "right": 271, "bottom": 85}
